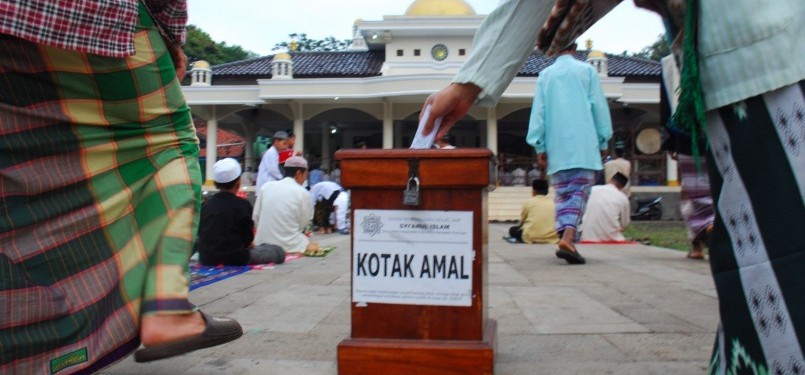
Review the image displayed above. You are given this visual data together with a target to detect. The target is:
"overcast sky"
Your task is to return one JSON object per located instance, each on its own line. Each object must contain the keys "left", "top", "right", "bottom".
{"left": 187, "top": 1, "right": 665, "bottom": 57}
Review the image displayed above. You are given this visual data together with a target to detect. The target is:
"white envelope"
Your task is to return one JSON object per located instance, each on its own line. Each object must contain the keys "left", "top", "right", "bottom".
{"left": 410, "top": 104, "right": 442, "bottom": 149}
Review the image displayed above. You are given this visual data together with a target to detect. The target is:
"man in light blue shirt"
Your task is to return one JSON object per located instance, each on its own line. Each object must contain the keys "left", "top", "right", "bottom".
{"left": 526, "top": 42, "right": 612, "bottom": 264}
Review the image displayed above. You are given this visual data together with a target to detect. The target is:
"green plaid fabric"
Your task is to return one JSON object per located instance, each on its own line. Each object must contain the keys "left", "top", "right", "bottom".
{"left": 0, "top": 3, "right": 200, "bottom": 374}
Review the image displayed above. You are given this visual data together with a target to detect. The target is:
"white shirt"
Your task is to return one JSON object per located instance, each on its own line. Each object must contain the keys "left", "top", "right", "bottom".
{"left": 255, "top": 146, "right": 282, "bottom": 195}
{"left": 253, "top": 177, "right": 313, "bottom": 252}
{"left": 332, "top": 191, "right": 350, "bottom": 231}
{"left": 309, "top": 181, "right": 342, "bottom": 206}
{"left": 580, "top": 184, "right": 630, "bottom": 241}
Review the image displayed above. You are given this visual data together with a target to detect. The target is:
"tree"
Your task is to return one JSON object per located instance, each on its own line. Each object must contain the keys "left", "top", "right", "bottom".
{"left": 273, "top": 33, "right": 351, "bottom": 52}
{"left": 631, "top": 34, "right": 670, "bottom": 61}
{"left": 184, "top": 25, "right": 258, "bottom": 65}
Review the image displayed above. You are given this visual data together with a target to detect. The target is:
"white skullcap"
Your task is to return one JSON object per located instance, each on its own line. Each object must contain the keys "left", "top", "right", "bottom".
{"left": 213, "top": 158, "right": 242, "bottom": 183}
{"left": 284, "top": 156, "right": 308, "bottom": 169}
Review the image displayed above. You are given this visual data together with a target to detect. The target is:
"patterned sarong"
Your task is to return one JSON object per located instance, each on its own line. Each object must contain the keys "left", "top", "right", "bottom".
{"left": 0, "top": 3, "right": 200, "bottom": 374}
{"left": 551, "top": 169, "right": 596, "bottom": 232}
{"left": 678, "top": 154, "right": 714, "bottom": 240}
{"left": 705, "top": 81, "right": 804, "bottom": 374}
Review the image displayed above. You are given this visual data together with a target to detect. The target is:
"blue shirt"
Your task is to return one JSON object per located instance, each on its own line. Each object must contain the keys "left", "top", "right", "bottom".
{"left": 308, "top": 168, "right": 324, "bottom": 187}
{"left": 526, "top": 54, "right": 612, "bottom": 175}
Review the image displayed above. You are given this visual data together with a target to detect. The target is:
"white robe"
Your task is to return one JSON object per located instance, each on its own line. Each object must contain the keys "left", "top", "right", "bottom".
{"left": 580, "top": 184, "right": 630, "bottom": 241}
{"left": 253, "top": 177, "right": 313, "bottom": 252}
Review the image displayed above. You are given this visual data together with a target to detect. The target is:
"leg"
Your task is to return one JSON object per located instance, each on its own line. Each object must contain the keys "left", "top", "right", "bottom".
{"left": 509, "top": 225, "right": 524, "bottom": 242}
{"left": 551, "top": 169, "right": 595, "bottom": 263}
{"left": 249, "top": 244, "right": 286, "bottom": 264}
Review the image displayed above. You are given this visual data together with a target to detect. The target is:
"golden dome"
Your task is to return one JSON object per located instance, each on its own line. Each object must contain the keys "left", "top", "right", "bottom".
{"left": 405, "top": 0, "right": 475, "bottom": 16}
{"left": 192, "top": 60, "right": 210, "bottom": 69}
{"left": 274, "top": 52, "right": 291, "bottom": 61}
{"left": 587, "top": 50, "right": 606, "bottom": 59}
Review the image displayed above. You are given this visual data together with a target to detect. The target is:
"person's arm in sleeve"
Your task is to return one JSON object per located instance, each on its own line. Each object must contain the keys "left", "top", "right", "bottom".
{"left": 255, "top": 155, "right": 267, "bottom": 193}
{"left": 252, "top": 192, "right": 263, "bottom": 225}
{"left": 520, "top": 200, "right": 529, "bottom": 225}
{"left": 526, "top": 81, "right": 547, "bottom": 154}
{"left": 588, "top": 68, "right": 613, "bottom": 150}
{"left": 422, "top": 0, "right": 555, "bottom": 138}
{"left": 266, "top": 151, "right": 282, "bottom": 180}
{"left": 453, "top": 0, "right": 552, "bottom": 107}
{"left": 239, "top": 204, "right": 255, "bottom": 247}
{"left": 619, "top": 197, "right": 631, "bottom": 231}
{"left": 300, "top": 191, "right": 313, "bottom": 232}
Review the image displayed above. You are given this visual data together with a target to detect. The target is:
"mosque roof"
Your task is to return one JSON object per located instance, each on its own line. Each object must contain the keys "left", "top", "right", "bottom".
{"left": 212, "top": 51, "right": 386, "bottom": 78}
{"left": 518, "top": 51, "right": 662, "bottom": 77}
{"left": 202, "top": 50, "right": 661, "bottom": 81}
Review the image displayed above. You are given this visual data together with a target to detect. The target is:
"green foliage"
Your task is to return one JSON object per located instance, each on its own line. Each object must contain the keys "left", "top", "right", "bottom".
{"left": 184, "top": 25, "right": 258, "bottom": 65}
{"left": 273, "top": 33, "right": 351, "bottom": 52}
{"left": 630, "top": 33, "right": 670, "bottom": 61}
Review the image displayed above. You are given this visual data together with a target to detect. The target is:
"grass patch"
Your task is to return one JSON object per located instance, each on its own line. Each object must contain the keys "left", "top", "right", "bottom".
{"left": 623, "top": 221, "right": 691, "bottom": 252}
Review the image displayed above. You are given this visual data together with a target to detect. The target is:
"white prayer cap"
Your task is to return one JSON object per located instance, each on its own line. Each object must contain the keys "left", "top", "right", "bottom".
{"left": 213, "top": 158, "right": 242, "bottom": 183}
{"left": 284, "top": 156, "right": 308, "bottom": 169}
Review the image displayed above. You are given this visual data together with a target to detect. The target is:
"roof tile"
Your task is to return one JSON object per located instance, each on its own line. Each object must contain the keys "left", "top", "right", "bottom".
{"left": 205, "top": 50, "right": 660, "bottom": 80}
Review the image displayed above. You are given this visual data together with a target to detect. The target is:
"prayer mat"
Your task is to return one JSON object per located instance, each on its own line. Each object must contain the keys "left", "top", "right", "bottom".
{"left": 189, "top": 265, "right": 250, "bottom": 291}
{"left": 579, "top": 240, "right": 638, "bottom": 244}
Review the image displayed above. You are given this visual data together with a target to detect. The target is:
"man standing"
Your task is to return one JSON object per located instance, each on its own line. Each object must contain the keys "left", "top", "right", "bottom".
{"left": 255, "top": 130, "right": 290, "bottom": 194}
{"left": 580, "top": 173, "right": 631, "bottom": 242}
{"left": 253, "top": 156, "right": 317, "bottom": 253}
{"left": 509, "top": 179, "right": 559, "bottom": 244}
{"left": 527, "top": 42, "right": 613, "bottom": 264}
{"left": 195, "top": 159, "right": 285, "bottom": 266}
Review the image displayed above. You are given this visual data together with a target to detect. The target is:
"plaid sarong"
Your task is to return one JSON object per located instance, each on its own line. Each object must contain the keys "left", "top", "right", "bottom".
{"left": 678, "top": 154, "right": 714, "bottom": 240}
{"left": 551, "top": 169, "right": 596, "bottom": 232}
{"left": 0, "top": 3, "right": 200, "bottom": 374}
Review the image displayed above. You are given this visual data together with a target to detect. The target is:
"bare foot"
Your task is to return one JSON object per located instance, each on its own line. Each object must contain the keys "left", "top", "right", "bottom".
{"left": 558, "top": 228, "right": 577, "bottom": 252}
{"left": 140, "top": 312, "right": 206, "bottom": 347}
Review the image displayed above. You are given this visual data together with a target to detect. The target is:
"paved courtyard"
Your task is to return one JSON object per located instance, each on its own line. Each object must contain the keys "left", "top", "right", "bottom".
{"left": 104, "top": 223, "right": 718, "bottom": 375}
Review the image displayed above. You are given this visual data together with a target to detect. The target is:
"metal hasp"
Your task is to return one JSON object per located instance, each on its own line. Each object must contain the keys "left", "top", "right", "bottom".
{"left": 403, "top": 158, "right": 420, "bottom": 206}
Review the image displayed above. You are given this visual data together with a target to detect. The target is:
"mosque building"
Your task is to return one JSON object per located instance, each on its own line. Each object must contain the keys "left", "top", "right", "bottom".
{"left": 183, "top": 0, "right": 674, "bottom": 208}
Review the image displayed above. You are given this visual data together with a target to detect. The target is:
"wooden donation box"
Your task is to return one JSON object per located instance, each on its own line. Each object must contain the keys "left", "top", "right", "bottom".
{"left": 336, "top": 149, "right": 497, "bottom": 375}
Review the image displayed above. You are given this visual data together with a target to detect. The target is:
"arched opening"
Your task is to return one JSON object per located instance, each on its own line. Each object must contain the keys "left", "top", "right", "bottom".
{"left": 307, "top": 108, "right": 381, "bottom": 170}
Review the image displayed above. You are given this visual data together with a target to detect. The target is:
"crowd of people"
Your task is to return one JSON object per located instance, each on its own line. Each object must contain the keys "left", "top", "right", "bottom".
{"left": 197, "top": 139, "right": 353, "bottom": 269}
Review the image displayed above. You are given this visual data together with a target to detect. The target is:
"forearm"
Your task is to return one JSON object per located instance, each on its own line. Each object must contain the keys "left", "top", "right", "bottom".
{"left": 453, "top": 0, "right": 553, "bottom": 107}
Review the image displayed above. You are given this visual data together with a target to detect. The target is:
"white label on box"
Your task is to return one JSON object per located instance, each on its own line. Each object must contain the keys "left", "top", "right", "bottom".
{"left": 352, "top": 209, "right": 473, "bottom": 307}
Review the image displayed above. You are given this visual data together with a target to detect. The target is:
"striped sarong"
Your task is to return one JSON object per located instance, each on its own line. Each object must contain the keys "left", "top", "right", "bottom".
{"left": 551, "top": 169, "right": 596, "bottom": 232}
{"left": 706, "top": 81, "right": 804, "bottom": 374}
{"left": 0, "top": 3, "right": 200, "bottom": 374}
{"left": 678, "top": 154, "right": 714, "bottom": 240}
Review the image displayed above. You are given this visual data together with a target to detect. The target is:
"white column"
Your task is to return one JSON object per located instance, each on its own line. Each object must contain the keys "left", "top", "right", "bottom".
{"left": 382, "top": 101, "right": 393, "bottom": 149}
{"left": 486, "top": 107, "right": 498, "bottom": 155}
{"left": 293, "top": 102, "right": 304, "bottom": 154}
{"left": 667, "top": 152, "right": 679, "bottom": 186}
{"left": 243, "top": 127, "right": 255, "bottom": 186}
{"left": 321, "top": 122, "right": 331, "bottom": 169}
{"left": 204, "top": 106, "right": 218, "bottom": 186}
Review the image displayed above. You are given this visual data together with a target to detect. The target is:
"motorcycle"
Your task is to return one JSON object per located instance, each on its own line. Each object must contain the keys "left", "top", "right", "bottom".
{"left": 631, "top": 196, "right": 663, "bottom": 221}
